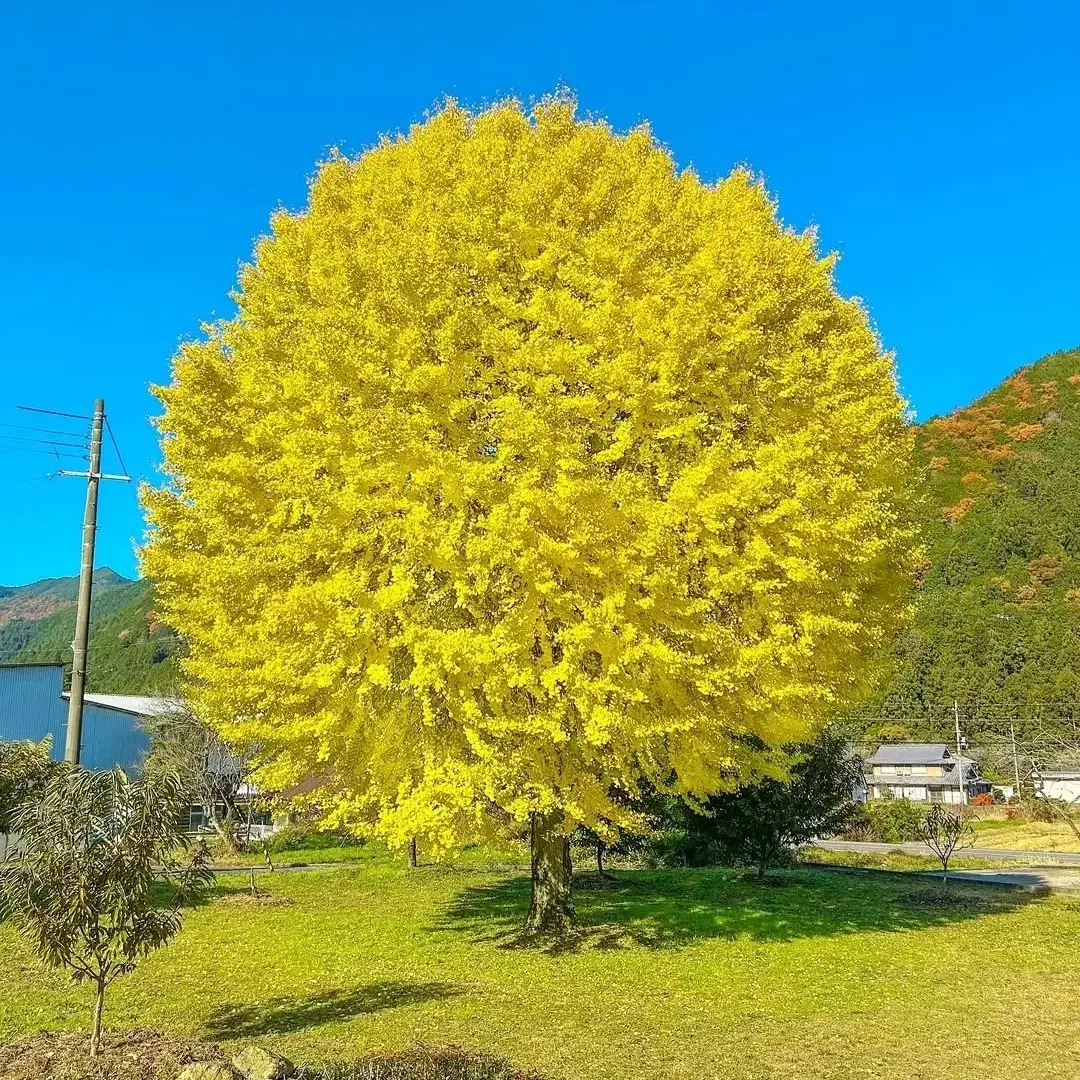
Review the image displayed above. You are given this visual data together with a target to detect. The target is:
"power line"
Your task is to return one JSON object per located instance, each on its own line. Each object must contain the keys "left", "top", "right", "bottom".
{"left": 0, "top": 443, "right": 87, "bottom": 460}
{"left": 0, "top": 433, "right": 89, "bottom": 451}
{"left": 17, "top": 405, "right": 91, "bottom": 421}
{"left": 104, "top": 416, "right": 129, "bottom": 479}
{"left": 0, "top": 421, "right": 88, "bottom": 439}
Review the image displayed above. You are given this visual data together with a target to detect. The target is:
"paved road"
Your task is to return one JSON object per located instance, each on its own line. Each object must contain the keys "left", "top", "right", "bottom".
{"left": 813, "top": 838, "right": 1080, "bottom": 866}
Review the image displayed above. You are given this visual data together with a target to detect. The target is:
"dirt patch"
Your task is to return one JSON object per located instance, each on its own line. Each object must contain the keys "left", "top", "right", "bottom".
{"left": 0, "top": 1029, "right": 227, "bottom": 1080}
{"left": 214, "top": 893, "right": 295, "bottom": 909}
{"left": 309, "top": 1044, "right": 545, "bottom": 1079}
{"left": 0, "top": 1036, "right": 544, "bottom": 1080}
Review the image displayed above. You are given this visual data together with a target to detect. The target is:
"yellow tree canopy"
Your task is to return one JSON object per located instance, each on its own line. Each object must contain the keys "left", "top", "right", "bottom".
{"left": 143, "top": 98, "right": 916, "bottom": 854}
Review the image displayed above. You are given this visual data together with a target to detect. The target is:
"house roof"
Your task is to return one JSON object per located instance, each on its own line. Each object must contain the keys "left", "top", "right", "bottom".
{"left": 865, "top": 743, "right": 954, "bottom": 765}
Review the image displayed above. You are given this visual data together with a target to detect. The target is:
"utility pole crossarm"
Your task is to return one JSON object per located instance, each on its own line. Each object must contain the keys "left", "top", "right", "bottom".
{"left": 57, "top": 470, "right": 132, "bottom": 482}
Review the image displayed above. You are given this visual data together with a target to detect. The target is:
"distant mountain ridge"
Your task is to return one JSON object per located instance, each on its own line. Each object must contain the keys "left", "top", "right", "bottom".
{"left": 0, "top": 567, "right": 131, "bottom": 625}
{"left": 0, "top": 569, "right": 180, "bottom": 693}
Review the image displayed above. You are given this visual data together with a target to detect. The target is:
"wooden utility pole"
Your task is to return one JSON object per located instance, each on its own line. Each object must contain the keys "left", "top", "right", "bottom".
{"left": 12, "top": 399, "right": 130, "bottom": 765}
{"left": 1010, "top": 721, "right": 1022, "bottom": 803}
{"left": 64, "top": 400, "right": 105, "bottom": 765}
{"left": 953, "top": 701, "right": 967, "bottom": 806}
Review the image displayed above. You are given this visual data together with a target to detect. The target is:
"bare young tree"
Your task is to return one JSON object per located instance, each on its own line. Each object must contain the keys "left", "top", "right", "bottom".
{"left": 141, "top": 705, "right": 253, "bottom": 852}
{"left": 917, "top": 805, "right": 974, "bottom": 889}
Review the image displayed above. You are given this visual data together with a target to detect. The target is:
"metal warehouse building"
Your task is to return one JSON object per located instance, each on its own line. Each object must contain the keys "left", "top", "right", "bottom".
{"left": 0, "top": 663, "right": 155, "bottom": 773}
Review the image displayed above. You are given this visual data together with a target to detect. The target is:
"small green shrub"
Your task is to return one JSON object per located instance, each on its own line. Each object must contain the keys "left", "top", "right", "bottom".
{"left": 641, "top": 828, "right": 721, "bottom": 868}
{"left": 842, "top": 800, "right": 927, "bottom": 843}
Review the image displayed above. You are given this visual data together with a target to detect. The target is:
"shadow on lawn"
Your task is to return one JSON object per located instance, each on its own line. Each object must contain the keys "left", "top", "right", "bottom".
{"left": 204, "top": 980, "right": 461, "bottom": 1038}
{"left": 437, "top": 867, "right": 1039, "bottom": 953}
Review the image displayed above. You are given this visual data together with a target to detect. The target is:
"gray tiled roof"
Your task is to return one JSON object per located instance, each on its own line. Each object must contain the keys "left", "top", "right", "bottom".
{"left": 865, "top": 743, "right": 953, "bottom": 765}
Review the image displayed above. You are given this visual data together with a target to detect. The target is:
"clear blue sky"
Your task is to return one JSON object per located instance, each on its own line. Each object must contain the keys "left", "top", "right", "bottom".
{"left": 1, "top": 1, "right": 1077, "bottom": 585}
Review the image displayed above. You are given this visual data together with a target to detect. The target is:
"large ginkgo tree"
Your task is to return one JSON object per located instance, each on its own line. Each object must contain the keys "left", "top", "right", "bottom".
{"left": 143, "top": 97, "right": 917, "bottom": 933}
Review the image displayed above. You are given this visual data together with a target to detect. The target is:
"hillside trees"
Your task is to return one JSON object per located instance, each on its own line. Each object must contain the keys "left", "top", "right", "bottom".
{"left": 143, "top": 97, "right": 917, "bottom": 933}
{"left": 867, "top": 347, "right": 1080, "bottom": 735}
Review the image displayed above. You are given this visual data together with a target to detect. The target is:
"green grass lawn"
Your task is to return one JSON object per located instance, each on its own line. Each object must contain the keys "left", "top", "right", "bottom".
{"left": 3, "top": 855, "right": 1079, "bottom": 1080}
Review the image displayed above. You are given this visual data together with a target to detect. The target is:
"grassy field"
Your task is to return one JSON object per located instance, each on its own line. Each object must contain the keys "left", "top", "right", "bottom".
{"left": 3, "top": 855, "right": 1080, "bottom": 1080}
{"left": 969, "top": 816, "right": 1080, "bottom": 852}
{"left": 800, "top": 846, "right": 1029, "bottom": 872}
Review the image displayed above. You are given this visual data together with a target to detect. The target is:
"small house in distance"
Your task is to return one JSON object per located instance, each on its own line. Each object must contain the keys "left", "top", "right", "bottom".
{"left": 1033, "top": 767, "right": 1080, "bottom": 805}
{"left": 864, "top": 743, "right": 989, "bottom": 803}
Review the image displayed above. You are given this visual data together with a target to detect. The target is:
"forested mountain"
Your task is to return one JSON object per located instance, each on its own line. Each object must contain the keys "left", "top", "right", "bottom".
{"left": 867, "top": 346, "right": 1080, "bottom": 736}
{"left": 0, "top": 571, "right": 180, "bottom": 693}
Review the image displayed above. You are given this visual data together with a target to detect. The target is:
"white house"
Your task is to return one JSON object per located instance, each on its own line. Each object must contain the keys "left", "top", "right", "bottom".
{"left": 1033, "top": 769, "right": 1080, "bottom": 805}
{"left": 863, "top": 743, "right": 989, "bottom": 804}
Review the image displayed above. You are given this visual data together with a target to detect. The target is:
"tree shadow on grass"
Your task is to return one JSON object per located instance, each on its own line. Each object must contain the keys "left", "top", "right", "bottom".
{"left": 436, "top": 867, "right": 1040, "bottom": 954}
{"left": 204, "top": 980, "right": 461, "bottom": 1038}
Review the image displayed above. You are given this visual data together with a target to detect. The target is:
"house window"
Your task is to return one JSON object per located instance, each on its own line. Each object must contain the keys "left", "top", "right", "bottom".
{"left": 910, "top": 765, "right": 927, "bottom": 775}
{"left": 879, "top": 764, "right": 897, "bottom": 775}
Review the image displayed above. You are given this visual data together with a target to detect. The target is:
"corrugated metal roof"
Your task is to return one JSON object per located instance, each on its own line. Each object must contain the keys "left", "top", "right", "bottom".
{"left": 73, "top": 693, "right": 179, "bottom": 717}
{"left": 0, "top": 664, "right": 150, "bottom": 773}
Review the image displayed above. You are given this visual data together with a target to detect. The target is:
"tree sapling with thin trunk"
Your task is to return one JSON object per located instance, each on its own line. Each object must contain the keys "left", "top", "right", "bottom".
{"left": 0, "top": 767, "right": 212, "bottom": 1057}
{"left": 917, "top": 804, "right": 974, "bottom": 890}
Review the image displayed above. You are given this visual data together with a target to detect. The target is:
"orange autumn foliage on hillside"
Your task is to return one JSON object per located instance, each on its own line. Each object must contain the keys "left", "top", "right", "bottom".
{"left": 942, "top": 498, "right": 975, "bottom": 524}
{"left": 1007, "top": 423, "right": 1043, "bottom": 441}
{"left": 1007, "top": 371, "right": 1037, "bottom": 411}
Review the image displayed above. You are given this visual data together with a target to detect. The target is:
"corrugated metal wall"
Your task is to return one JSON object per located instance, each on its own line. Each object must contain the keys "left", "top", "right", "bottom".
{"left": 0, "top": 664, "right": 150, "bottom": 773}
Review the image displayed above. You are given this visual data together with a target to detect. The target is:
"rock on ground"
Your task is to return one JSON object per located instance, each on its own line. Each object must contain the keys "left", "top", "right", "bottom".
{"left": 231, "top": 1045, "right": 296, "bottom": 1080}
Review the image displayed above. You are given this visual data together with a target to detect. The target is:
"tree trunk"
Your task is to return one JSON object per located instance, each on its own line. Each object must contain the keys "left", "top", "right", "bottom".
{"left": 596, "top": 840, "right": 605, "bottom": 876}
{"left": 408, "top": 837, "right": 418, "bottom": 869}
{"left": 89, "top": 975, "right": 105, "bottom": 1058}
{"left": 210, "top": 805, "right": 238, "bottom": 854}
{"left": 525, "top": 811, "right": 575, "bottom": 935}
